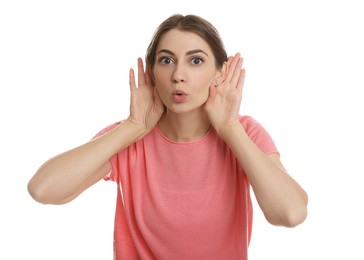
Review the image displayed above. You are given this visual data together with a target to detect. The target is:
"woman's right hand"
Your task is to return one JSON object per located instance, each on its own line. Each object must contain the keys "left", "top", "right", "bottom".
{"left": 128, "top": 58, "right": 165, "bottom": 134}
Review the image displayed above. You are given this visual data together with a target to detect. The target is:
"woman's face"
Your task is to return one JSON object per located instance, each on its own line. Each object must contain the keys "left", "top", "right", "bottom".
{"left": 153, "top": 29, "right": 224, "bottom": 114}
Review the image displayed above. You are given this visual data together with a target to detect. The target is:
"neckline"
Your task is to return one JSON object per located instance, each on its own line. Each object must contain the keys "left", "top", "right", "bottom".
{"left": 155, "top": 124, "right": 214, "bottom": 145}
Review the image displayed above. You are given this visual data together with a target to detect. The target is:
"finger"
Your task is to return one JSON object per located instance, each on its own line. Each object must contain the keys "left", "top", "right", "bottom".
{"left": 129, "top": 68, "right": 136, "bottom": 91}
{"left": 230, "top": 57, "right": 244, "bottom": 88}
{"left": 207, "top": 83, "right": 218, "bottom": 102}
{"left": 237, "top": 68, "right": 245, "bottom": 92}
{"left": 137, "top": 58, "right": 146, "bottom": 87}
{"left": 145, "top": 62, "right": 153, "bottom": 87}
{"left": 224, "top": 56, "right": 234, "bottom": 82}
{"left": 153, "top": 87, "right": 164, "bottom": 108}
{"left": 226, "top": 53, "right": 241, "bottom": 83}
{"left": 226, "top": 55, "right": 234, "bottom": 67}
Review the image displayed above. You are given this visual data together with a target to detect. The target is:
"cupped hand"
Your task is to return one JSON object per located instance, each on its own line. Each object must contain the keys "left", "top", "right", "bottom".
{"left": 128, "top": 58, "right": 165, "bottom": 132}
{"left": 204, "top": 53, "right": 245, "bottom": 136}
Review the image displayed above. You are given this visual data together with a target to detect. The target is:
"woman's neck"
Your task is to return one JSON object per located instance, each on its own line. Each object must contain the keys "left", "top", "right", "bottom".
{"left": 158, "top": 109, "right": 211, "bottom": 142}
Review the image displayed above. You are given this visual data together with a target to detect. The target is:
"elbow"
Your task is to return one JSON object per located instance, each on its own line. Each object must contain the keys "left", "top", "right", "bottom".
{"left": 27, "top": 178, "right": 46, "bottom": 204}
{"left": 274, "top": 191, "right": 309, "bottom": 228}
{"left": 27, "top": 178, "right": 74, "bottom": 205}
{"left": 27, "top": 182, "right": 48, "bottom": 204}
{"left": 283, "top": 206, "right": 308, "bottom": 227}
{"left": 266, "top": 200, "right": 309, "bottom": 228}
{"left": 266, "top": 207, "right": 308, "bottom": 228}
{"left": 27, "top": 178, "right": 54, "bottom": 204}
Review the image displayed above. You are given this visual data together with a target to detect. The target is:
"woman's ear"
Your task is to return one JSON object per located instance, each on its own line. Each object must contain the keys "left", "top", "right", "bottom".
{"left": 215, "top": 62, "right": 228, "bottom": 86}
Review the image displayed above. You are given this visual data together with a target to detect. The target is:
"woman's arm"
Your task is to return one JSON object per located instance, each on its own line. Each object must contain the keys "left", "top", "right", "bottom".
{"left": 220, "top": 123, "right": 308, "bottom": 227}
{"left": 27, "top": 120, "right": 147, "bottom": 205}
{"left": 28, "top": 58, "right": 164, "bottom": 205}
{"left": 205, "top": 53, "right": 307, "bottom": 227}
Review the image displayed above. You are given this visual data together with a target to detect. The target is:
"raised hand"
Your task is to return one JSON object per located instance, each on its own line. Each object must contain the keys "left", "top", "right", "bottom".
{"left": 128, "top": 58, "right": 165, "bottom": 132}
{"left": 204, "top": 53, "right": 245, "bottom": 137}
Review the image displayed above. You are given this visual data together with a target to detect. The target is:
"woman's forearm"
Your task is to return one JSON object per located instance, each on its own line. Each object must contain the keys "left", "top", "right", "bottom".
{"left": 220, "top": 123, "right": 308, "bottom": 227}
{"left": 28, "top": 120, "right": 147, "bottom": 205}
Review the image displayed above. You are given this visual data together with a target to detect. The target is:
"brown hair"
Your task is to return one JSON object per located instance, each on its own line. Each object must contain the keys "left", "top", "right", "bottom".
{"left": 146, "top": 14, "right": 227, "bottom": 71}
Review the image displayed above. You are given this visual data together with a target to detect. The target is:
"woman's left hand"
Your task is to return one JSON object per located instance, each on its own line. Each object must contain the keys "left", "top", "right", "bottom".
{"left": 204, "top": 52, "right": 245, "bottom": 137}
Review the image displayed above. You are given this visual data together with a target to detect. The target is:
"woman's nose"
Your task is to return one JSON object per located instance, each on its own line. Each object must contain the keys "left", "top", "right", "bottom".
{"left": 171, "top": 63, "right": 186, "bottom": 83}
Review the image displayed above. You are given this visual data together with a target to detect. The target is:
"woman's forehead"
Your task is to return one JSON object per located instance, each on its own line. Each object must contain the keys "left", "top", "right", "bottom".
{"left": 157, "top": 29, "right": 212, "bottom": 55}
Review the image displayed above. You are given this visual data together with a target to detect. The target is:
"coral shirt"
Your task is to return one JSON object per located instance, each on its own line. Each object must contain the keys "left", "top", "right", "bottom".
{"left": 95, "top": 116, "right": 278, "bottom": 260}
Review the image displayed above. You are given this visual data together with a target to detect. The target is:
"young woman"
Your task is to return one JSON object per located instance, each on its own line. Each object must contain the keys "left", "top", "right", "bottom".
{"left": 28, "top": 14, "right": 308, "bottom": 260}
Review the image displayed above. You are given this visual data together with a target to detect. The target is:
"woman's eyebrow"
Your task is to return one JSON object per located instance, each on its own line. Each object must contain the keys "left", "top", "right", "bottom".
{"left": 186, "top": 49, "right": 208, "bottom": 56}
{"left": 157, "top": 49, "right": 209, "bottom": 56}
{"left": 157, "top": 49, "right": 175, "bottom": 56}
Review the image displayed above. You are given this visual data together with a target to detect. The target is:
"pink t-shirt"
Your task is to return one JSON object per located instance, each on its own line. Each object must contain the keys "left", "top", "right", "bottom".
{"left": 95, "top": 115, "right": 278, "bottom": 260}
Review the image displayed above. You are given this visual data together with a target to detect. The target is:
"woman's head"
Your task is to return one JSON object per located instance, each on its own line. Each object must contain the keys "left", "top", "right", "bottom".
{"left": 146, "top": 14, "right": 227, "bottom": 71}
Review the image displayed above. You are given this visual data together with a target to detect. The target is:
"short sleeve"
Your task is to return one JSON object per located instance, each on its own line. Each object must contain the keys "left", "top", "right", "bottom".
{"left": 92, "top": 121, "right": 122, "bottom": 139}
{"left": 240, "top": 115, "right": 279, "bottom": 156}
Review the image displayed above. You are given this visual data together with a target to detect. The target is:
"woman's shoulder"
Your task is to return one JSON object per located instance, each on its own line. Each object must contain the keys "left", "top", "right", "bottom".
{"left": 238, "top": 115, "right": 271, "bottom": 138}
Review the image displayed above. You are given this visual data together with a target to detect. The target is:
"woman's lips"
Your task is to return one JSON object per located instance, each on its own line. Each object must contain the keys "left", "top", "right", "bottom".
{"left": 171, "top": 90, "right": 188, "bottom": 103}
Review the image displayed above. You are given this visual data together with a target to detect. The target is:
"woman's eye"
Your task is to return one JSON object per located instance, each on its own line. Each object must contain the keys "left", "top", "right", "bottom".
{"left": 160, "top": 57, "right": 173, "bottom": 65}
{"left": 191, "top": 57, "right": 203, "bottom": 65}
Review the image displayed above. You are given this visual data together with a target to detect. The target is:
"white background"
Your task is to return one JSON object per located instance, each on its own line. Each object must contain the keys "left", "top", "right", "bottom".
{"left": 1, "top": 0, "right": 363, "bottom": 259}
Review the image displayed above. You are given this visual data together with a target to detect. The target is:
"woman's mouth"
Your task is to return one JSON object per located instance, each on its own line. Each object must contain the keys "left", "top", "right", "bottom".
{"left": 171, "top": 90, "right": 188, "bottom": 103}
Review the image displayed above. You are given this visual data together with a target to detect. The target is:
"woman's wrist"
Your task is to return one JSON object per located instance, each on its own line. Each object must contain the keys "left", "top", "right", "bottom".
{"left": 121, "top": 118, "right": 150, "bottom": 142}
{"left": 218, "top": 121, "right": 243, "bottom": 142}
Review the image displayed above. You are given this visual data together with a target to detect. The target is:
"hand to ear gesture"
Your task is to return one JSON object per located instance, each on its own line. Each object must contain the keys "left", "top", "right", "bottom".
{"left": 204, "top": 53, "right": 245, "bottom": 137}
{"left": 128, "top": 58, "right": 165, "bottom": 132}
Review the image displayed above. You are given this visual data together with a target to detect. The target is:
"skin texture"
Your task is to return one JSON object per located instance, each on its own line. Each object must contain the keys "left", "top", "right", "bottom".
{"left": 28, "top": 28, "right": 308, "bottom": 228}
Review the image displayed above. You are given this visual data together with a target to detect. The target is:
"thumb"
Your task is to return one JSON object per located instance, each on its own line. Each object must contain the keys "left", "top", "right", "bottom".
{"left": 208, "top": 84, "right": 218, "bottom": 102}
{"left": 204, "top": 84, "right": 217, "bottom": 111}
{"left": 154, "top": 88, "right": 164, "bottom": 109}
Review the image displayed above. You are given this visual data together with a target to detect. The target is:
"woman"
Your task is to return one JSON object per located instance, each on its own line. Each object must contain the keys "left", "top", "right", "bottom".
{"left": 28, "top": 14, "right": 308, "bottom": 260}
